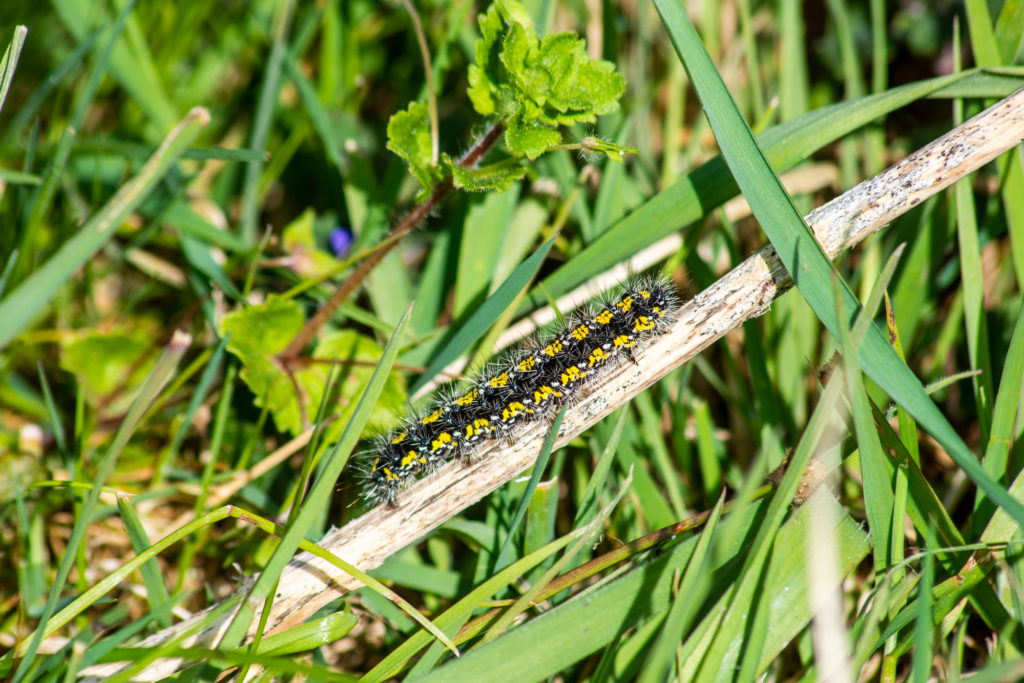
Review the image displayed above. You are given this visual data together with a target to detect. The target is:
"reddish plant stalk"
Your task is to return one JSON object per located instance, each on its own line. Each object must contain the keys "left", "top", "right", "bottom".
{"left": 281, "top": 122, "right": 506, "bottom": 361}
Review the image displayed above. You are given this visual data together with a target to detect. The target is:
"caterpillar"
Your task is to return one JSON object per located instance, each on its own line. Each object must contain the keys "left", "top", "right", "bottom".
{"left": 358, "top": 274, "right": 680, "bottom": 506}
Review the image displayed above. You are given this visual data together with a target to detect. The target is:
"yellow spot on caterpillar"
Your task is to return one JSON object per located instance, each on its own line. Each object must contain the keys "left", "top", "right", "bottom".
{"left": 617, "top": 296, "right": 634, "bottom": 313}
{"left": 595, "top": 310, "right": 614, "bottom": 325}
{"left": 401, "top": 451, "right": 426, "bottom": 468}
{"left": 543, "top": 340, "right": 564, "bottom": 357}
{"left": 588, "top": 348, "right": 608, "bottom": 366}
{"left": 455, "top": 389, "right": 478, "bottom": 407}
{"left": 502, "top": 402, "right": 528, "bottom": 421}
{"left": 518, "top": 356, "right": 536, "bottom": 372}
{"left": 634, "top": 316, "right": 655, "bottom": 332}
{"left": 384, "top": 467, "right": 398, "bottom": 481}
{"left": 489, "top": 372, "right": 509, "bottom": 388}
{"left": 561, "top": 366, "right": 586, "bottom": 384}
{"left": 431, "top": 432, "right": 453, "bottom": 451}
{"left": 613, "top": 334, "right": 636, "bottom": 349}
{"left": 422, "top": 408, "right": 443, "bottom": 424}
{"left": 570, "top": 324, "right": 589, "bottom": 341}
{"left": 534, "top": 385, "right": 563, "bottom": 403}
{"left": 465, "top": 418, "right": 491, "bottom": 438}
{"left": 392, "top": 432, "right": 407, "bottom": 444}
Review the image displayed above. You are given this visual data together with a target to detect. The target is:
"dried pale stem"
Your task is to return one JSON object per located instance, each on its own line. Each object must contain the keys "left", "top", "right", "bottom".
{"left": 81, "top": 88, "right": 1024, "bottom": 681}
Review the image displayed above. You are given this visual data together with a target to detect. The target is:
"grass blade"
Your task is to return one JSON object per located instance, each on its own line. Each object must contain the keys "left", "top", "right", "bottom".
{"left": 0, "top": 108, "right": 210, "bottom": 350}
{"left": 653, "top": 0, "right": 1024, "bottom": 531}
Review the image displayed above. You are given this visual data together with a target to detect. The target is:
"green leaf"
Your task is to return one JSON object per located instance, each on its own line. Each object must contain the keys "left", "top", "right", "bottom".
{"left": 467, "top": 0, "right": 626, "bottom": 160}
{"left": 59, "top": 328, "right": 159, "bottom": 413}
{"left": 220, "top": 297, "right": 405, "bottom": 437}
{"left": 445, "top": 154, "right": 526, "bottom": 193}
{"left": 513, "top": 32, "right": 624, "bottom": 121}
{"left": 505, "top": 116, "right": 563, "bottom": 158}
{"left": 467, "top": 5, "right": 512, "bottom": 117}
{"left": 386, "top": 100, "right": 439, "bottom": 201}
{"left": 221, "top": 295, "right": 304, "bottom": 359}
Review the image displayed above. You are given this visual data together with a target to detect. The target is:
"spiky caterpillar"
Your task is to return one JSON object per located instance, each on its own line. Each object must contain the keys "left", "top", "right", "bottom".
{"left": 359, "top": 274, "right": 679, "bottom": 506}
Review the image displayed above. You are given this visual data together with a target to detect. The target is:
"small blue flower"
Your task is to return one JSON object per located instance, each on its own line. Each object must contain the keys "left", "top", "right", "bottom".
{"left": 329, "top": 226, "right": 354, "bottom": 257}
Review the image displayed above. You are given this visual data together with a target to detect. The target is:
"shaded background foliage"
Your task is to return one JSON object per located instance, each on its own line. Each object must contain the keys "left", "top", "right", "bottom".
{"left": 2, "top": 0, "right": 1024, "bottom": 680}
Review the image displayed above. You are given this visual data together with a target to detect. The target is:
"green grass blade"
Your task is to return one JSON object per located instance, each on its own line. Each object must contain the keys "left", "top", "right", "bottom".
{"left": 239, "top": 0, "right": 296, "bottom": 245}
{"left": 1, "top": 28, "right": 98, "bottom": 145}
{"left": 12, "top": 331, "right": 191, "bottom": 682}
{"left": 216, "top": 303, "right": 413, "bottom": 650}
{"left": 522, "top": 71, "right": 967, "bottom": 311}
{"left": 965, "top": 0, "right": 1000, "bottom": 67}
{"left": 0, "top": 108, "right": 210, "bottom": 350}
{"left": 637, "top": 491, "right": 725, "bottom": 683}
{"left": 282, "top": 50, "right": 346, "bottom": 175}
{"left": 36, "top": 363, "right": 67, "bottom": 459}
{"left": 51, "top": 0, "right": 176, "bottom": 132}
{"left": 0, "top": 25, "right": 27, "bottom": 116}
{"left": 842, "top": 246, "right": 907, "bottom": 576}
{"left": 164, "top": 200, "right": 247, "bottom": 253}
{"left": 250, "top": 612, "right": 358, "bottom": 656}
{"left": 910, "top": 527, "right": 936, "bottom": 683}
{"left": 115, "top": 496, "right": 173, "bottom": 628}
{"left": 153, "top": 335, "right": 229, "bottom": 487}
{"left": 363, "top": 530, "right": 583, "bottom": 682}
{"left": 491, "top": 404, "right": 565, "bottom": 572}
{"left": 1001, "top": 150, "right": 1024, "bottom": 291}
{"left": 572, "top": 407, "right": 628, "bottom": 529}
{"left": 980, "top": 302, "right": 1024, "bottom": 546}
{"left": 954, "top": 129, "right": 995, "bottom": 444}
{"left": 839, "top": 289, "right": 896, "bottom": 575}
{"left": 653, "top": 0, "right": 1024, "bottom": 531}
{"left": 455, "top": 187, "right": 521, "bottom": 319}
{"left": 409, "top": 234, "right": 556, "bottom": 395}
{"left": 0, "top": 169, "right": 40, "bottom": 185}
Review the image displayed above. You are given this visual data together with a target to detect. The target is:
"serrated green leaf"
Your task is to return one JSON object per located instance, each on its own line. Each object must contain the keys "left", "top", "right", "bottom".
{"left": 446, "top": 154, "right": 526, "bottom": 192}
{"left": 220, "top": 298, "right": 406, "bottom": 436}
{"left": 467, "top": 5, "right": 508, "bottom": 116}
{"left": 467, "top": 0, "right": 626, "bottom": 161}
{"left": 467, "top": 64, "right": 496, "bottom": 115}
{"left": 386, "top": 101, "right": 439, "bottom": 201}
{"left": 505, "top": 116, "right": 562, "bottom": 159}
{"left": 501, "top": 22, "right": 539, "bottom": 93}
{"left": 496, "top": 0, "right": 534, "bottom": 26}
{"left": 308, "top": 329, "right": 407, "bottom": 430}
{"left": 220, "top": 295, "right": 305, "bottom": 358}
{"left": 520, "top": 32, "right": 625, "bottom": 120}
